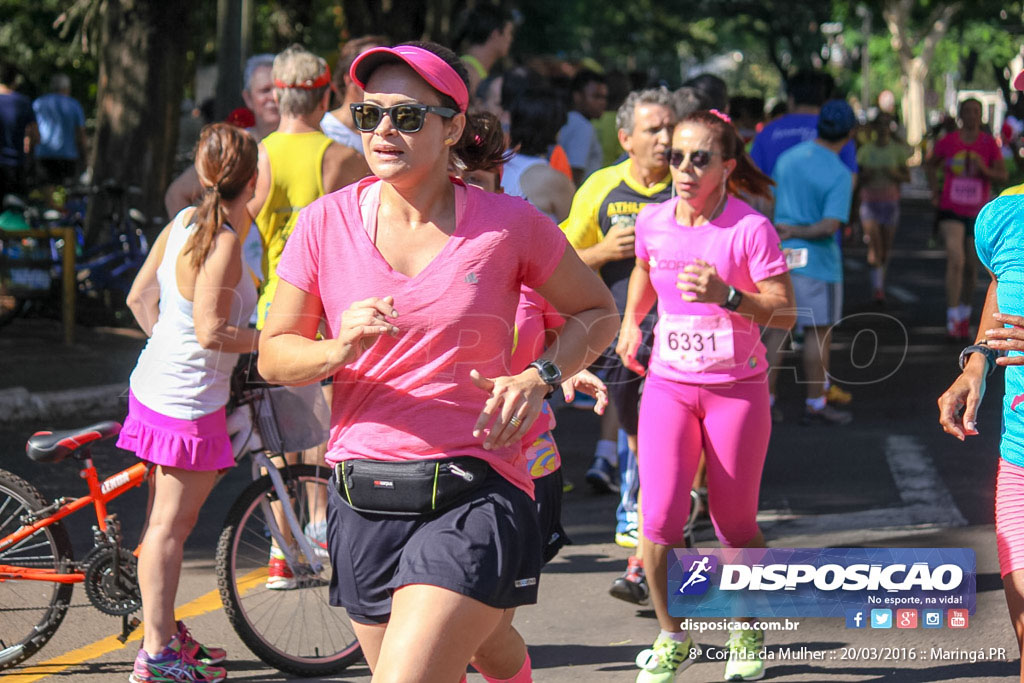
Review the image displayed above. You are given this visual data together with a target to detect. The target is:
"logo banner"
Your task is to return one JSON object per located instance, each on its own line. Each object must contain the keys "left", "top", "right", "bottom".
{"left": 668, "top": 548, "right": 976, "bottom": 618}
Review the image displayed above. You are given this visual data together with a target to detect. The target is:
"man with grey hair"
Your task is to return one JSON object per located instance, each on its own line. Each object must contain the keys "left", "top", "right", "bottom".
{"left": 560, "top": 88, "right": 674, "bottom": 589}
{"left": 241, "top": 53, "right": 280, "bottom": 141}
{"left": 32, "top": 72, "right": 85, "bottom": 185}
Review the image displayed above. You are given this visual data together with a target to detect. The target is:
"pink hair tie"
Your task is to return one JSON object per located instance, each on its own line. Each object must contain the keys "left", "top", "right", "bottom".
{"left": 710, "top": 109, "right": 732, "bottom": 124}
{"left": 474, "top": 134, "right": 482, "bottom": 144}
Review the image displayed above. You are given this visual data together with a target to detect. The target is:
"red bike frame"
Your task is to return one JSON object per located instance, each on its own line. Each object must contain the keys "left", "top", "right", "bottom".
{"left": 0, "top": 459, "right": 149, "bottom": 583}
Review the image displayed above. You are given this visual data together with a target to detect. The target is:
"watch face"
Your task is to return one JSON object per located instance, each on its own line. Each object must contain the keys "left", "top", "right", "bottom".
{"left": 533, "top": 360, "right": 561, "bottom": 383}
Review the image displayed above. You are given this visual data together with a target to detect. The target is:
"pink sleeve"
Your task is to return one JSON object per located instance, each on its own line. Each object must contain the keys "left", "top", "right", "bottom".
{"left": 634, "top": 205, "right": 652, "bottom": 262}
{"left": 276, "top": 203, "right": 321, "bottom": 297}
{"left": 519, "top": 209, "right": 568, "bottom": 289}
{"left": 744, "top": 215, "right": 789, "bottom": 283}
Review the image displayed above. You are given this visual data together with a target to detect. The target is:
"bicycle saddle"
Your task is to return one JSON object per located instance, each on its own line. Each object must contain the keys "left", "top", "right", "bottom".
{"left": 26, "top": 421, "right": 122, "bottom": 463}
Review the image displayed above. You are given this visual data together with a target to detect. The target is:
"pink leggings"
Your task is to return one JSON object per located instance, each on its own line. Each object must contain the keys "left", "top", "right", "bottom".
{"left": 637, "top": 373, "right": 771, "bottom": 547}
{"left": 995, "top": 458, "right": 1024, "bottom": 578}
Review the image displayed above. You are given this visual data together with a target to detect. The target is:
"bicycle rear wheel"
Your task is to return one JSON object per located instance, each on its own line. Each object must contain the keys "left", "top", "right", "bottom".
{"left": 216, "top": 464, "right": 361, "bottom": 677}
{"left": 0, "top": 468, "right": 74, "bottom": 670}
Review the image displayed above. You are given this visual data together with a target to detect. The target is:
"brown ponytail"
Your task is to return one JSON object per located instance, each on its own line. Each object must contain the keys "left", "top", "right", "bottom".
{"left": 187, "top": 123, "right": 258, "bottom": 271}
{"left": 454, "top": 111, "right": 512, "bottom": 173}
{"left": 678, "top": 110, "right": 774, "bottom": 201}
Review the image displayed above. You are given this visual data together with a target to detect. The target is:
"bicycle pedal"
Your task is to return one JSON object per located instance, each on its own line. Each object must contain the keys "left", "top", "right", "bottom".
{"left": 117, "top": 616, "right": 141, "bottom": 644}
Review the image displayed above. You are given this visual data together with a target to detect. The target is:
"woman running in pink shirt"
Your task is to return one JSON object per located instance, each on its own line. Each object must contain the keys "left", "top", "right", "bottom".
{"left": 257, "top": 41, "right": 617, "bottom": 683}
{"left": 619, "top": 110, "right": 795, "bottom": 683}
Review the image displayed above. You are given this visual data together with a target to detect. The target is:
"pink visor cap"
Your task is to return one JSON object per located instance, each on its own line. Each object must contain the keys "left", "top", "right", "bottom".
{"left": 1015, "top": 69, "right": 1024, "bottom": 92}
{"left": 350, "top": 45, "right": 469, "bottom": 113}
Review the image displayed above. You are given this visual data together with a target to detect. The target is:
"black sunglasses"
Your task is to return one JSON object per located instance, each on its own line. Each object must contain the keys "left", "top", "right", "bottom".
{"left": 669, "top": 149, "right": 717, "bottom": 169}
{"left": 350, "top": 102, "right": 458, "bottom": 133}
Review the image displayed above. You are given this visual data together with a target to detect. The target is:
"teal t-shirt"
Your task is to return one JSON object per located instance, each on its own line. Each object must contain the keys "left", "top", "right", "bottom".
{"left": 772, "top": 140, "right": 852, "bottom": 283}
{"left": 975, "top": 194, "right": 1024, "bottom": 467}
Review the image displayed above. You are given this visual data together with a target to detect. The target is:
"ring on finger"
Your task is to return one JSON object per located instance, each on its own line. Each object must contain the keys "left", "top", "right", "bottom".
{"left": 509, "top": 415, "right": 523, "bottom": 428}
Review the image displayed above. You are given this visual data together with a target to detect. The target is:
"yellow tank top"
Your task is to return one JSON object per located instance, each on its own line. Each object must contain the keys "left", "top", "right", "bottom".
{"left": 255, "top": 130, "right": 332, "bottom": 328}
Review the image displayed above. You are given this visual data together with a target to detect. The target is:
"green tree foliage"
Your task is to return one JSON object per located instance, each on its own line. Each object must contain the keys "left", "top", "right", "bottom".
{"left": 0, "top": 0, "right": 97, "bottom": 102}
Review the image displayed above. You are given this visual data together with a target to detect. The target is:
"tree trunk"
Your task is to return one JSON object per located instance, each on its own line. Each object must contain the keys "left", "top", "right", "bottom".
{"left": 902, "top": 57, "right": 928, "bottom": 152}
{"left": 883, "top": 0, "right": 961, "bottom": 160}
{"left": 86, "top": 0, "right": 192, "bottom": 242}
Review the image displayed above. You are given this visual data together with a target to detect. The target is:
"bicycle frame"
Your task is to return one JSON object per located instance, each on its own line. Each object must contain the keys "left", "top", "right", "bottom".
{"left": 0, "top": 450, "right": 149, "bottom": 585}
{"left": 2, "top": 390, "right": 322, "bottom": 586}
{"left": 0, "top": 454, "right": 149, "bottom": 584}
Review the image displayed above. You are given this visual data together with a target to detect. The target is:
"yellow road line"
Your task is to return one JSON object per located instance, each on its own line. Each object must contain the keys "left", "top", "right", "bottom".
{"left": 4, "top": 568, "right": 266, "bottom": 682}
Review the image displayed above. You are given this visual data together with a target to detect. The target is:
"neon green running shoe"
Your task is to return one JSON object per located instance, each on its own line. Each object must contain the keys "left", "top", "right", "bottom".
{"left": 635, "top": 632, "right": 696, "bottom": 682}
{"left": 723, "top": 627, "right": 765, "bottom": 681}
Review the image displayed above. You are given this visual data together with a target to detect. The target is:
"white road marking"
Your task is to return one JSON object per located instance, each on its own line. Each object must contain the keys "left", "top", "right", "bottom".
{"left": 884, "top": 284, "right": 919, "bottom": 304}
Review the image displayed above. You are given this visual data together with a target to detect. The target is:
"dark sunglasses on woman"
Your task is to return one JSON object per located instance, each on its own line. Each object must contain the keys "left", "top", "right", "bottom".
{"left": 350, "top": 102, "right": 458, "bottom": 133}
{"left": 669, "top": 149, "right": 716, "bottom": 170}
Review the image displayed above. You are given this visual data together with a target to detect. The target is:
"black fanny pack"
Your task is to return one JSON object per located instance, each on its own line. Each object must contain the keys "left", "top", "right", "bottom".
{"left": 335, "top": 457, "right": 491, "bottom": 516}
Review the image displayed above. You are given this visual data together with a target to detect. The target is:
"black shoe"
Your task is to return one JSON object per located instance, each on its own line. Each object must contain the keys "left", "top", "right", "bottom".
{"left": 609, "top": 555, "right": 649, "bottom": 605}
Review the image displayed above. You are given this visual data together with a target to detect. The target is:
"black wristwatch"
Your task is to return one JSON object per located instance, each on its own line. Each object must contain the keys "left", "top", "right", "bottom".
{"left": 529, "top": 359, "right": 562, "bottom": 397}
{"left": 959, "top": 341, "right": 1001, "bottom": 377}
{"left": 723, "top": 286, "right": 743, "bottom": 311}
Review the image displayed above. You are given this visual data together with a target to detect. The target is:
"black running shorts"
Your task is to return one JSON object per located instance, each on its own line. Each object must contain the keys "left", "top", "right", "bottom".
{"left": 326, "top": 464, "right": 542, "bottom": 624}
{"left": 534, "top": 468, "right": 570, "bottom": 564}
{"left": 592, "top": 314, "right": 654, "bottom": 436}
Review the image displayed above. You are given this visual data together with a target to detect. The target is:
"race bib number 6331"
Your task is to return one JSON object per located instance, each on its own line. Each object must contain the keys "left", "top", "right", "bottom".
{"left": 659, "top": 314, "right": 735, "bottom": 372}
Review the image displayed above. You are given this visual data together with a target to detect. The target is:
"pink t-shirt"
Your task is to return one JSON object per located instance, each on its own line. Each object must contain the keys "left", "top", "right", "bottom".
{"left": 276, "top": 177, "right": 568, "bottom": 496}
{"left": 933, "top": 131, "right": 1001, "bottom": 217}
{"left": 512, "top": 286, "right": 563, "bottom": 473}
{"left": 635, "top": 196, "right": 788, "bottom": 385}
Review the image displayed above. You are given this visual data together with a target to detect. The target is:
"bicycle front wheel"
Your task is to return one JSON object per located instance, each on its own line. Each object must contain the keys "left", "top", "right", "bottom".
{"left": 0, "top": 468, "right": 74, "bottom": 671}
{"left": 216, "top": 464, "right": 361, "bottom": 677}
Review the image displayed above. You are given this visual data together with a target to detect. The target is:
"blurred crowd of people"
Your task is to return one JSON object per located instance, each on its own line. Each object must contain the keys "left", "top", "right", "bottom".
{"left": 7, "top": 5, "right": 1024, "bottom": 682}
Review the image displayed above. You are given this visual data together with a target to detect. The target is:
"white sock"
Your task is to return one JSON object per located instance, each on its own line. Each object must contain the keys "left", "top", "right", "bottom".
{"left": 661, "top": 628, "right": 689, "bottom": 642}
{"left": 806, "top": 395, "right": 827, "bottom": 411}
{"left": 823, "top": 378, "right": 832, "bottom": 391}
{"left": 947, "top": 306, "right": 960, "bottom": 324}
{"left": 958, "top": 304, "right": 971, "bottom": 322}
{"left": 594, "top": 439, "right": 616, "bottom": 463}
{"left": 769, "top": 394, "right": 776, "bottom": 407}
{"left": 870, "top": 267, "right": 884, "bottom": 290}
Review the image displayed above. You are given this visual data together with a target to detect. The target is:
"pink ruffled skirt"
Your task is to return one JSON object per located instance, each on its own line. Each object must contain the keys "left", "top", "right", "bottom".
{"left": 116, "top": 391, "right": 234, "bottom": 472}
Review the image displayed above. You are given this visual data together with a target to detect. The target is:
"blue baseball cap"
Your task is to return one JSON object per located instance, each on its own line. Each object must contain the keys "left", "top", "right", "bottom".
{"left": 818, "top": 99, "right": 856, "bottom": 139}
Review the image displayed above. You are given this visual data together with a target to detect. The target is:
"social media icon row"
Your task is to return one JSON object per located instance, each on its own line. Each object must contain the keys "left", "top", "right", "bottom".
{"left": 845, "top": 608, "right": 968, "bottom": 629}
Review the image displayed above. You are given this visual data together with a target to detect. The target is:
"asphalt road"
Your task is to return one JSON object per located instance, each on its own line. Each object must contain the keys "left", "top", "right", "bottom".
{"left": 0, "top": 197, "right": 1020, "bottom": 681}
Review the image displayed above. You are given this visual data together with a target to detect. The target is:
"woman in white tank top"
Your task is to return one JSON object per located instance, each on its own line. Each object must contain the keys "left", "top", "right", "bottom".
{"left": 117, "top": 124, "right": 259, "bottom": 682}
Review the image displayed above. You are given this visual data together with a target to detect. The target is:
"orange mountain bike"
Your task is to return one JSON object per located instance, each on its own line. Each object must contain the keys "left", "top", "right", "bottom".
{"left": 0, "top": 375, "right": 360, "bottom": 677}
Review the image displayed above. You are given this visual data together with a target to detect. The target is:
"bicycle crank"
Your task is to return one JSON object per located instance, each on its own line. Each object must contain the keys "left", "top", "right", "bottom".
{"left": 82, "top": 544, "right": 141, "bottom": 616}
